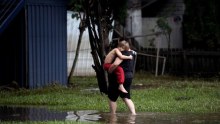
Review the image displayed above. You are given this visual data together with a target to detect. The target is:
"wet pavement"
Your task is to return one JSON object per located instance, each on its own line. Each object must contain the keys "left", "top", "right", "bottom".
{"left": 0, "top": 106, "right": 220, "bottom": 124}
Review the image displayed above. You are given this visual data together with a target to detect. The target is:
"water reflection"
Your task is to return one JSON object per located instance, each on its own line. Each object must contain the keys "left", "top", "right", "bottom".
{"left": 101, "top": 112, "right": 220, "bottom": 124}
{"left": 0, "top": 106, "right": 100, "bottom": 123}
{"left": 104, "top": 114, "right": 136, "bottom": 124}
{"left": 0, "top": 106, "right": 220, "bottom": 124}
{"left": 0, "top": 106, "right": 67, "bottom": 121}
{"left": 66, "top": 110, "right": 101, "bottom": 122}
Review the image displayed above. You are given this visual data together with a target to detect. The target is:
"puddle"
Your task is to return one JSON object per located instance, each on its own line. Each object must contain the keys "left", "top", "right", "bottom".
{"left": 101, "top": 112, "right": 220, "bottom": 124}
{"left": 0, "top": 106, "right": 67, "bottom": 121}
{"left": 0, "top": 106, "right": 220, "bottom": 124}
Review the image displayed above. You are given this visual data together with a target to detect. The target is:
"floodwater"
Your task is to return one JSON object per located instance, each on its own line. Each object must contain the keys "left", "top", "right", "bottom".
{"left": 0, "top": 106, "right": 220, "bottom": 124}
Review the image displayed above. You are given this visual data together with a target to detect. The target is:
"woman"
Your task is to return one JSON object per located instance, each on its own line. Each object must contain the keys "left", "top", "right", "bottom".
{"left": 107, "top": 38, "right": 136, "bottom": 115}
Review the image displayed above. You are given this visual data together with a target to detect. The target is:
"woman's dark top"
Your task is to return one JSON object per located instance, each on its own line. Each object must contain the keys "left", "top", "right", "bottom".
{"left": 108, "top": 50, "right": 135, "bottom": 101}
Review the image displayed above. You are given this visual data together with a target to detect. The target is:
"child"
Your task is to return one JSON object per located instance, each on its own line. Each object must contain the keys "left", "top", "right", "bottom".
{"left": 103, "top": 40, "right": 132, "bottom": 93}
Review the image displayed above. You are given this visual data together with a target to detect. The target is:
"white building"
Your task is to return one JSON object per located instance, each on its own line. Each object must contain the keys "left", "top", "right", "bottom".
{"left": 125, "top": 0, "right": 185, "bottom": 49}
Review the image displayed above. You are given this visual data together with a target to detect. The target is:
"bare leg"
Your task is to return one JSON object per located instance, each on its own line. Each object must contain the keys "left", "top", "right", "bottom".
{"left": 123, "top": 98, "right": 136, "bottom": 115}
{"left": 109, "top": 100, "right": 117, "bottom": 114}
{"left": 109, "top": 113, "right": 117, "bottom": 124}
{"left": 127, "top": 114, "right": 136, "bottom": 124}
{"left": 118, "top": 84, "right": 128, "bottom": 93}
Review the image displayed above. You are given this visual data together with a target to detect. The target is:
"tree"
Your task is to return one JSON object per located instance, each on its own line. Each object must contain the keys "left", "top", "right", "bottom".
{"left": 68, "top": 0, "right": 128, "bottom": 94}
{"left": 183, "top": 0, "right": 220, "bottom": 50}
{"left": 67, "top": 1, "right": 87, "bottom": 84}
{"left": 156, "top": 17, "right": 172, "bottom": 49}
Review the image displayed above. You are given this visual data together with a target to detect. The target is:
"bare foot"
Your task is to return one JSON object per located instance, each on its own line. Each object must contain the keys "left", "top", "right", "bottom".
{"left": 118, "top": 85, "right": 128, "bottom": 93}
{"left": 131, "top": 113, "right": 137, "bottom": 115}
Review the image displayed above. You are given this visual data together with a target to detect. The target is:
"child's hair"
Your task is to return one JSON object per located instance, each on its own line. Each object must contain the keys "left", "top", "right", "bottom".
{"left": 118, "top": 40, "right": 126, "bottom": 47}
{"left": 124, "top": 41, "right": 130, "bottom": 50}
{"left": 118, "top": 37, "right": 130, "bottom": 50}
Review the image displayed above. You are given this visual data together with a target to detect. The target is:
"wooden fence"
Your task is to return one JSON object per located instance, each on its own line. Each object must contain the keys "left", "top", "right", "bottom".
{"left": 136, "top": 48, "right": 220, "bottom": 77}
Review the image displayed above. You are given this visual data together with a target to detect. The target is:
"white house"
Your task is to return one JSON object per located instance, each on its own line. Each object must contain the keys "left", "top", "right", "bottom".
{"left": 125, "top": 0, "right": 185, "bottom": 49}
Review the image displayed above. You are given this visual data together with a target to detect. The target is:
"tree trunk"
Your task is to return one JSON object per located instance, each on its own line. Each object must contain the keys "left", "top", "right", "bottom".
{"left": 84, "top": 0, "right": 108, "bottom": 94}
{"left": 67, "top": 21, "right": 85, "bottom": 84}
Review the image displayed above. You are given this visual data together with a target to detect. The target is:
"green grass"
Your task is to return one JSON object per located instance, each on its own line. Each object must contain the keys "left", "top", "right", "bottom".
{"left": 0, "top": 84, "right": 109, "bottom": 111}
{"left": 133, "top": 87, "right": 219, "bottom": 112}
{"left": 0, "top": 72, "right": 219, "bottom": 113}
{"left": 0, "top": 121, "right": 100, "bottom": 124}
{"left": 0, "top": 73, "right": 219, "bottom": 124}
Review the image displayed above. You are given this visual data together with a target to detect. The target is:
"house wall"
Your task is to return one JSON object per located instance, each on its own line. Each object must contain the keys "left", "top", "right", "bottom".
{"left": 0, "top": 8, "right": 26, "bottom": 87}
{"left": 67, "top": 11, "right": 114, "bottom": 76}
{"left": 126, "top": 0, "right": 185, "bottom": 49}
{"left": 67, "top": 11, "right": 95, "bottom": 76}
{"left": 0, "top": 0, "right": 68, "bottom": 88}
{"left": 26, "top": 0, "right": 67, "bottom": 88}
{"left": 158, "top": 0, "right": 185, "bottom": 16}
{"left": 142, "top": 17, "right": 183, "bottom": 48}
{"left": 126, "top": 9, "right": 143, "bottom": 46}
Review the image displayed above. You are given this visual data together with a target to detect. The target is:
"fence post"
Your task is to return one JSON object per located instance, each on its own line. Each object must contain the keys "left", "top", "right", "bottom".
{"left": 162, "top": 57, "right": 166, "bottom": 75}
{"left": 183, "top": 50, "right": 187, "bottom": 75}
{"left": 155, "top": 38, "right": 161, "bottom": 77}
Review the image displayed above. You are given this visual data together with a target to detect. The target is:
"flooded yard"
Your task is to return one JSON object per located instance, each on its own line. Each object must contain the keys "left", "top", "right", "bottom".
{"left": 0, "top": 106, "right": 220, "bottom": 124}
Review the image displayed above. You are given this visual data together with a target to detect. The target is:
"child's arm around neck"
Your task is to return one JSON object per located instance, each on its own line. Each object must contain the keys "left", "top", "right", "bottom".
{"left": 115, "top": 48, "right": 132, "bottom": 60}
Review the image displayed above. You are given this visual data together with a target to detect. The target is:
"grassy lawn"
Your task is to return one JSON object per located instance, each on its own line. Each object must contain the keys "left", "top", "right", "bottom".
{"left": 0, "top": 72, "right": 219, "bottom": 113}
{"left": 0, "top": 73, "right": 219, "bottom": 124}
{"left": 0, "top": 121, "right": 99, "bottom": 124}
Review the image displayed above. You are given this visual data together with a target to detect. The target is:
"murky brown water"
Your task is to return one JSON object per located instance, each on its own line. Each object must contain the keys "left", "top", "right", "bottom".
{"left": 0, "top": 106, "right": 219, "bottom": 124}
